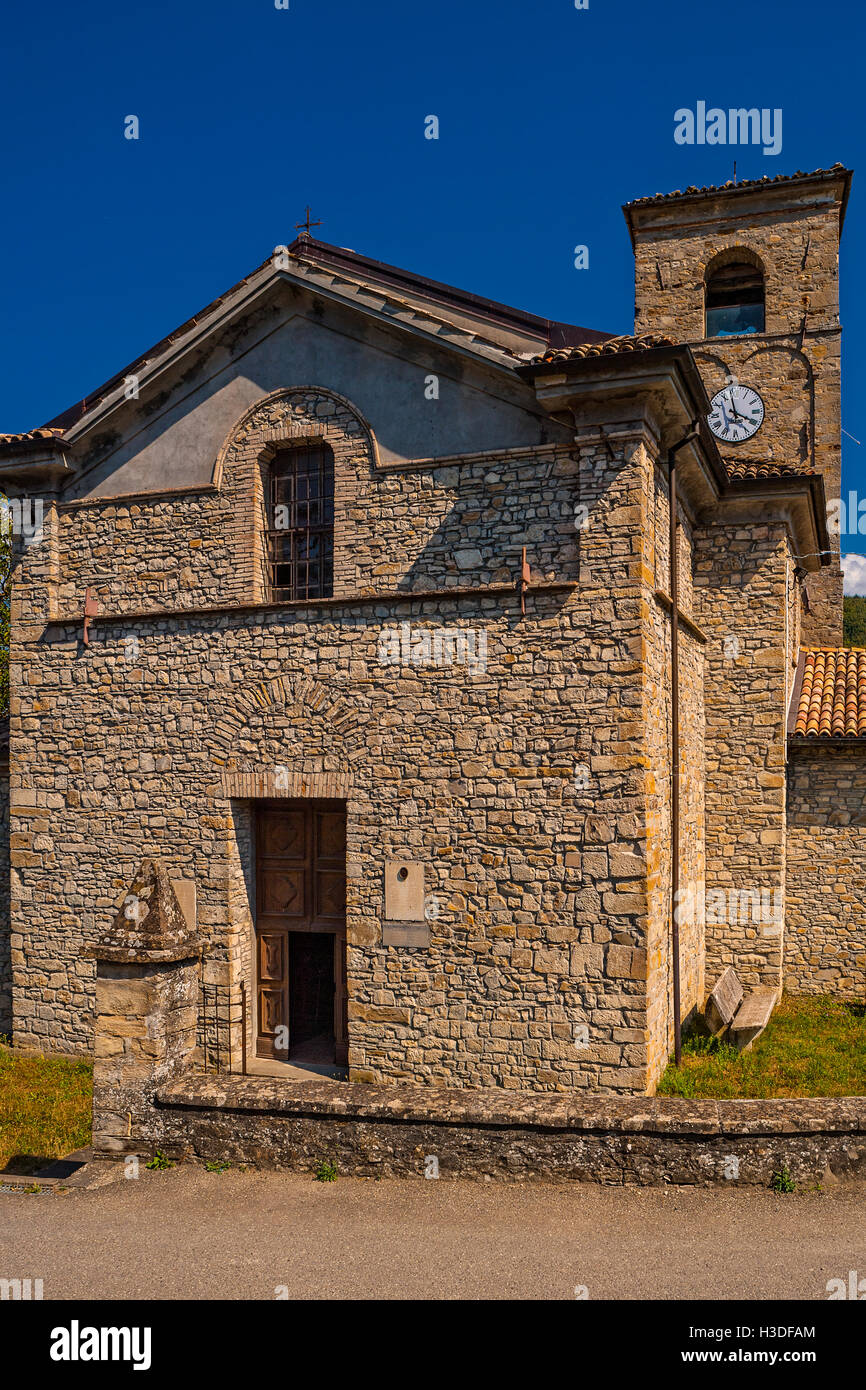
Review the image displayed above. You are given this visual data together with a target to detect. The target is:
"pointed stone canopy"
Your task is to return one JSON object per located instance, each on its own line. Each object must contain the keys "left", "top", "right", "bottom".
{"left": 83, "top": 858, "right": 201, "bottom": 963}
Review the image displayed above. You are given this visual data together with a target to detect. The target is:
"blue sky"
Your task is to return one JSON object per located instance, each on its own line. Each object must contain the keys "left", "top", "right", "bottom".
{"left": 2, "top": 0, "right": 864, "bottom": 566}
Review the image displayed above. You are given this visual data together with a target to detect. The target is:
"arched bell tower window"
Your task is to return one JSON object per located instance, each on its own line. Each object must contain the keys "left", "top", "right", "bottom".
{"left": 267, "top": 442, "right": 334, "bottom": 600}
{"left": 705, "top": 255, "right": 765, "bottom": 338}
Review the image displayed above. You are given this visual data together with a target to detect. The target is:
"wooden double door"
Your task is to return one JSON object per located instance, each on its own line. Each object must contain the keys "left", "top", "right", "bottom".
{"left": 255, "top": 801, "right": 348, "bottom": 1065}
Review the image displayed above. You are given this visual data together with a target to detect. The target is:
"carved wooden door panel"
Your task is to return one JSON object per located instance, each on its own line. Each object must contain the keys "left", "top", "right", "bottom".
{"left": 257, "top": 931, "right": 288, "bottom": 1056}
{"left": 255, "top": 801, "right": 347, "bottom": 1062}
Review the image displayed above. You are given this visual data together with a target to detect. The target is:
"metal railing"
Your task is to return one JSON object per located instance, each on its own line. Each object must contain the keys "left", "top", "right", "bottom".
{"left": 198, "top": 981, "right": 248, "bottom": 1075}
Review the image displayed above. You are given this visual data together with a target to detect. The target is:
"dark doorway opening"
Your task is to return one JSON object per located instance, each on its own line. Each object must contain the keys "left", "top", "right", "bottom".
{"left": 288, "top": 931, "right": 335, "bottom": 1063}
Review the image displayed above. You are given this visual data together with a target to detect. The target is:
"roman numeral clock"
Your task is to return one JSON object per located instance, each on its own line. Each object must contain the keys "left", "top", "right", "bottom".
{"left": 707, "top": 382, "right": 765, "bottom": 444}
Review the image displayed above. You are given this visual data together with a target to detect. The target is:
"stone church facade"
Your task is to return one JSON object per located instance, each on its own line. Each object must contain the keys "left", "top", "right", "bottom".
{"left": 0, "top": 164, "right": 862, "bottom": 1095}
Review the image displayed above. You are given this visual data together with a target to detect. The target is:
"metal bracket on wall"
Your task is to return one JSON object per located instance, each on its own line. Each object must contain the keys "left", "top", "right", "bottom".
{"left": 517, "top": 546, "right": 532, "bottom": 616}
{"left": 597, "top": 426, "right": 615, "bottom": 463}
{"left": 82, "top": 587, "right": 98, "bottom": 647}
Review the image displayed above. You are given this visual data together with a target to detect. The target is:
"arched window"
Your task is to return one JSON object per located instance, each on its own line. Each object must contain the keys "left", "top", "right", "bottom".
{"left": 267, "top": 442, "right": 334, "bottom": 600}
{"left": 705, "top": 256, "right": 765, "bottom": 338}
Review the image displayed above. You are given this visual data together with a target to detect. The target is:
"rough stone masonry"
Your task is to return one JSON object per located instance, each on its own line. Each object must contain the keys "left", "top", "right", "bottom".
{"left": 0, "top": 165, "right": 862, "bottom": 1100}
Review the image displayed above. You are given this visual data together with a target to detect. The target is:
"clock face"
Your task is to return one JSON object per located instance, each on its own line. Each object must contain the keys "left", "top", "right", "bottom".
{"left": 707, "top": 383, "right": 765, "bottom": 443}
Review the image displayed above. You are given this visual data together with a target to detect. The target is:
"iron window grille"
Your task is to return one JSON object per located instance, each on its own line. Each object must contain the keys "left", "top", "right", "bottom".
{"left": 267, "top": 443, "right": 334, "bottom": 601}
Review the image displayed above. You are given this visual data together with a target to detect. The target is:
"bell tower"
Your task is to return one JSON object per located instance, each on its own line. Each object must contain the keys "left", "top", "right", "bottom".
{"left": 623, "top": 165, "right": 852, "bottom": 644}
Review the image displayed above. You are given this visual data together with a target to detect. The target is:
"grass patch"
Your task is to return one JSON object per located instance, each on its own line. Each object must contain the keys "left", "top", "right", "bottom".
{"left": 0, "top": 1043, "right": 92, "bottom": 1175}
{"left": 658, "top": 995, "right": 866, "bottom": 1099}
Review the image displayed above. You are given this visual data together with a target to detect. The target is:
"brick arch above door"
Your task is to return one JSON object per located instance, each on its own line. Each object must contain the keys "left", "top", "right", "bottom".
{"left": 206, "top": 671, "right": 372, "bottom": 796}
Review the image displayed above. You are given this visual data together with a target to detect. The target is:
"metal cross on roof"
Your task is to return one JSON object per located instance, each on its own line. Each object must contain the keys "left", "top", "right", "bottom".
{"left": 295, "top": 206, "right": 322, "bottom": 237}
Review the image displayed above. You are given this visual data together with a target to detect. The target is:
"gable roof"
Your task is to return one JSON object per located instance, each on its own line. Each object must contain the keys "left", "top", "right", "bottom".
{"left": 290, "top": 236, "right": 612, "bottom": 352}
{"left": 43, "top": 252, "right": 276, "bottom": 432}
{"left": 42, "top": 236, "right": 614, "bottom": 436}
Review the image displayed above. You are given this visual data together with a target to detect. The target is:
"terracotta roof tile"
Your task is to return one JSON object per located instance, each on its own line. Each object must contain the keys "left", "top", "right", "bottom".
{"left": 0, "top": 427, "right": 65, "bottom": 450}
{"left": 793, "top": 648, "right": 866, "bottom": 739}
{"left": 625, "top": 164, "right": 850, "bottom": 209}
{"left": 529, "top": 333, "right": 676, "bottom": 365}
{"left": 726, "top": 460, "right": 815, "bottom": 483}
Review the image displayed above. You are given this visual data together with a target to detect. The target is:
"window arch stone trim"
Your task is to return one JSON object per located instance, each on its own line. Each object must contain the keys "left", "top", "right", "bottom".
{"left": 211, "top": 386, "right": 379, "bottom": 603}
{"left": 211, "top": 385, "right": 381, "bottom": 490}
{"left": 702, "top": 245, "right": 768, "bottom": 283}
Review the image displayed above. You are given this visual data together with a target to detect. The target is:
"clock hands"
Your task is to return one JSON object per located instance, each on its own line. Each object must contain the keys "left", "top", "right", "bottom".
{"left": 709, "top": 386, "right": 763, "bottom": 441}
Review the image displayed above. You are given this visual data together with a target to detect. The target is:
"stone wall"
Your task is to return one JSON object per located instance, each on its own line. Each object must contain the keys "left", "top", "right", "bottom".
{"left": 10, "top": 405, "right": 673, "bottom": 1093}
{"left": 786, "top": 745, "right": 866, "bottom": 999}
{"left": 629, "top": 178, "right": 845, "bottom": 644}
{"left": 0, "top": 735, "right": 9, "bottom": 1037}
{"left": 644, "top": 460, "right": 705, "bottom": 1087}
{"left": 147, "top": 1072, "right": 866, "bottom": 1186}
{"left": 54, "top": 388, "right": 578, "bottom": 620}
{"left": 85, "top": 903, "right": 865, "bottom": 1187}
{"left": 691, "top": 524, "right": 792, "bottom": 991}
{"left": 91, "top": 956, "right": 199, "bottom": 1157}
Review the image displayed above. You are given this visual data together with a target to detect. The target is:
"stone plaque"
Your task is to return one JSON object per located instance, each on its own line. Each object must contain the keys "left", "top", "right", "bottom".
{"left": 385, "top": 861, "right": 425, "bottom": 921}
{"left": 382, "top": 921, "right": 431, "bottom": 948}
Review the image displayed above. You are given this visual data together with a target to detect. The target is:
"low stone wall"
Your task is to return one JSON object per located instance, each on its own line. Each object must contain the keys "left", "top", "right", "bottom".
{"left": 144, "top": 1074, "right": 866, "bottom": 1187}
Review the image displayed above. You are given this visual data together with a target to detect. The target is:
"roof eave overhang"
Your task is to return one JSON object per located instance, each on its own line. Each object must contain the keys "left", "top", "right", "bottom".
{"left": 714, "top": 473, "right": 830, "bottom": 573}
{"left": 622, "top": 167, "right": 853, "bottom": 249}
{"left": 788, "top": 735, "right": 866, "bottom": 751}
{"left": 0, "top": 447, "right": 75, "bottom": 487}
{"left": 516, "top": 344, "right": 727, "bottom": 505}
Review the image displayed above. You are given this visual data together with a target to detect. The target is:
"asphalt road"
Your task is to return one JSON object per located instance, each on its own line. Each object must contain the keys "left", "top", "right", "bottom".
{"left": 1, "top": 1167, "right": 864, "bottom": 1300}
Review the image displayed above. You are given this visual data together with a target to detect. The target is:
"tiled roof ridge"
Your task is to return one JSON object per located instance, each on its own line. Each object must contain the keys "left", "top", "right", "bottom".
{"left": 625, "top": 163, "right": 849, "bottom": 209}
{"left": 793, "top": 647, "right": 866, "bottom": 739}
{"left": 530, "top": 332, "right": 676, "bottom": 365}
